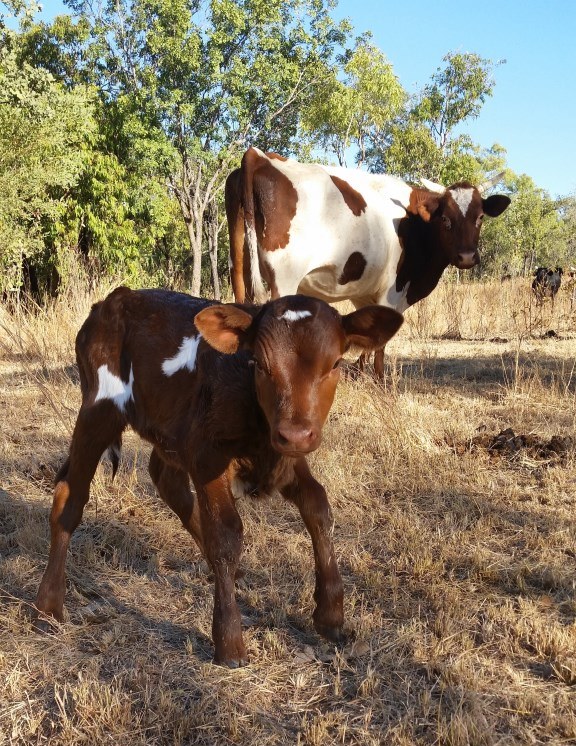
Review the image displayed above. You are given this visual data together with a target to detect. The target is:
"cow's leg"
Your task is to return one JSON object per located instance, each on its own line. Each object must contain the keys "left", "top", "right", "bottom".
{"left": 373, "top": 347, "right": 385, "bottom": 379}
{"left": 148, "top": 449, "right": 205, "bottom": 556}
{"left": 194, "top": 470, "right": 246, "bottom": 667}
{"left": 35, "top": 403, "right": 125, "bottom": 623}
{"left": 352, "top": 299, "right": 374, "bottom": 378}
{"left": 282, "top": 458, "right": 344, "bottom": 643}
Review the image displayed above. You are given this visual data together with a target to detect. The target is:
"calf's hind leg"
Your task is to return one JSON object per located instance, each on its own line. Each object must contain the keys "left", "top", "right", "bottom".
{"left": 35, "top": 402, "right": 125, "bottom": 624}
{"left": 148, "top": 448, "right": 205, "bottom": 557}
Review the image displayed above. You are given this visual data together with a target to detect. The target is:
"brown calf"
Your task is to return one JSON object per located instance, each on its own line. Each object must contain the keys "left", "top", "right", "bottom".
{"left": 35, "top": 288, "right": 402, "bottom": 667}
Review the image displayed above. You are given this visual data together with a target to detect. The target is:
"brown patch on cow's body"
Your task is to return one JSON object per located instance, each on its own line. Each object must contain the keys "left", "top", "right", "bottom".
{"left": 251, "top": 156, "right": 298, "bottom": 253}
{"left": 338, "top": 252, "right": 367, "bottom": 285}
{"left": 330, "top": 176, "right": 367, "bottom": 216}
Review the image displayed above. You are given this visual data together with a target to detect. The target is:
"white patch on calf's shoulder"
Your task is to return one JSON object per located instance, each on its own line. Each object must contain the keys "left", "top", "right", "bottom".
{"left": 278, "top": 309, "right": 312, "bottom": 322}
{"left": 162, "top": 335, "right": 201, "bottom": 376}
{"left": 449, "top": 187, "right": 474, "bottom": 216}
{"left": 95, "top": 364, "right": 134, "bottom": 412}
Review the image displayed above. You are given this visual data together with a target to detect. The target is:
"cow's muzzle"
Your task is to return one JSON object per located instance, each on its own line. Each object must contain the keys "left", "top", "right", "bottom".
{"left": 455, "top": 251, "right": 479, "bottom": 270}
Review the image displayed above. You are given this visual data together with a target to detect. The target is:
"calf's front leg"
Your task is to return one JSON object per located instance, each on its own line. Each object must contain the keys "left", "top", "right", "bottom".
{"left": 195, "top": 471, "right": 247, "bottom": 667}
{"left": 282, "top": 458, "right": 345, "bottom": 642}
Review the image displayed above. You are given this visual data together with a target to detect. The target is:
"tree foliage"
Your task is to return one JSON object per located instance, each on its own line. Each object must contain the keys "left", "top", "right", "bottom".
{"left": 480, "top": 175, "right": 570, "bottom": 276}
{"left": 0, "top": 1, "right": 573, "bottom": 296}
{"left": 301, "top": 39, "right": 405, "bottom": 166}
{"left": 367, "top": 52, "right": 503, "bottom": 184}
{"left": 0, "top": 22, "right": 95, "bottom": 294}
{"left": 50, "top": 0, "right": 350, "bottom": 293}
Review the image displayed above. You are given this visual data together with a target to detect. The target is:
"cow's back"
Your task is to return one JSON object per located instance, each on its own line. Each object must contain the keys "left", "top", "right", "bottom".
{"left": 252, "top": 155, "right": 409, "bottom": 302}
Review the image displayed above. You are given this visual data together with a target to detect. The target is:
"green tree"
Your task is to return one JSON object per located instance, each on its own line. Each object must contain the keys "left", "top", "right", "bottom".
{"left": 0, "top": 19, "right": 96, "bottom": 295}
{"left": 479, "top": 174, "right": 566, "bottom": 276}
{"left": 8, "top": 2, "right": 191, "bottom": 291}
{"left": 368, "top": 52, "right": 505, "bottom": 185}
{"left": 414, "top": 52, "right": 501, "bottom": 152}
{"left": 302, "top": 39, "right": 405, "bottom": 166}
{"left": 56, "top": 0, "right": 350, "bottom": 294}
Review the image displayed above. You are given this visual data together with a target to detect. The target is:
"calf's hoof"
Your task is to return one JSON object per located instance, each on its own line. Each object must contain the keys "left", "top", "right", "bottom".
{"left": 32, "top": 611, "right": 62, "bottom": 634}
{"left": 213, "top": 636, "right": 248, "bottom": 668}
{"left": 314, "top": 621, "right": 347, "bottom": 645}
{"left": 216, "top": 655, "right": 249, "bottom": 669}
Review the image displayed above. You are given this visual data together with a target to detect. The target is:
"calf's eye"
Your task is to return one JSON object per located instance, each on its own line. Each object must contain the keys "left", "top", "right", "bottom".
{"left": 332, "top": 358, "right": 342, "bottom": 370}
{"left": 252, "top": 359, "right": 266, "bottom": 374}
{"left": 442, "top": 215, "right": 452, "bottom": 230}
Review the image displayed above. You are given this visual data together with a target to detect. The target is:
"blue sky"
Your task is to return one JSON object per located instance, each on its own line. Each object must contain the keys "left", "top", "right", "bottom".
{"left": 15, "top": 0, "right": 576, "bottom": 198}
{"left": 334, "top": 0, "right": 576, "bottom": 198}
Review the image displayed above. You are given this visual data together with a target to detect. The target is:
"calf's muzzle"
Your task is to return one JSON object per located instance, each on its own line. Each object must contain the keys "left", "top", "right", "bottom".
{"left": 273, "top": 420, "right": 319, "bottom": 455}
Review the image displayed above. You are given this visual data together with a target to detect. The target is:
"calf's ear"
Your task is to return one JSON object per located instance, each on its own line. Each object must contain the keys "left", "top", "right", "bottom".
{"left": 194, "top": 305, "right": 254, "bottom": 354}
{"left": 342, "top": 306, "right": 403, "bottom": 350}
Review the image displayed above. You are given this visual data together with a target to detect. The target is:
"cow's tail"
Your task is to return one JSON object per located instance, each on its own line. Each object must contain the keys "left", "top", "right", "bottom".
{"left": 106, "top": 437, "right": 122, "bottom": 480}
{"left": 225, "top": 168, "right": 247, "bottom": 302}
{"left": 241, "top": 148, "right": 268, "bottom": 304}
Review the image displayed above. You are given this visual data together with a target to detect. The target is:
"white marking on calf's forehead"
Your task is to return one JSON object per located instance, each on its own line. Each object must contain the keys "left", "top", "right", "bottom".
{"left": 162, "top": 334, "right": 201, "bottom": 376}
{"left": 278, "top": 309, "right": 312, "bottom": 322}
{"left": 449, "top": 187, "right": 474, "bottom": 216}
{"left": 95, "top": 364, "right": 134, "bottom": 412}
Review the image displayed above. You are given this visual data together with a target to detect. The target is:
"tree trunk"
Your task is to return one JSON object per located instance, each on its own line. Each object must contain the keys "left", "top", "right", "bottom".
{"left": 171, "top": 150, "right": 237, "bottom": 298}
{"left": 183, "top": 214, "right": 203, "bottom": 296}
{"left": 205, "top": 199, "right": 221, "bottom": 300}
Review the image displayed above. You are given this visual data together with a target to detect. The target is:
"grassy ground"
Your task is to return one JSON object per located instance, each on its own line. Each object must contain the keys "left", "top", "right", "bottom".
{"left": 1, "top": 277, "right": 575, "bottom": 745}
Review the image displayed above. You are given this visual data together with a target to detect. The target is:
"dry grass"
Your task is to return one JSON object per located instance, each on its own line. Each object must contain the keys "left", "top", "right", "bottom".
{"left": 1, "top": 276, "right": 576, "bottom": 745}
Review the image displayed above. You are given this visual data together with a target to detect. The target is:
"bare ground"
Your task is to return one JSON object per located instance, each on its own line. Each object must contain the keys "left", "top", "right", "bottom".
{"left": 1, "top": 279, "right": 575, "bottom": 745}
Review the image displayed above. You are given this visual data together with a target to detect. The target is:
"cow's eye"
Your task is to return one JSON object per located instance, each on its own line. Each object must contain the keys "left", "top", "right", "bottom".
{"left": 442, "top": 215, "right": 451, "bottom": 230}
{"left": 476, "top": 214, "right": 484, "bottom": 228}
{"left": 332, "top": 358, "right": 342, "bottom": 370}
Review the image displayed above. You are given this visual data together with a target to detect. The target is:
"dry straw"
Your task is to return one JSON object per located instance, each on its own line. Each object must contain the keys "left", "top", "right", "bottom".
{"left": 1, "top": 274, "right": 575, "bottom": 744}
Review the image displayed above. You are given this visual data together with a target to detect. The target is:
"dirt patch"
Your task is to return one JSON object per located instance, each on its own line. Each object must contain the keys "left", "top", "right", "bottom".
{"left": 467, "top": 428, "right": 575, "bottom": 464}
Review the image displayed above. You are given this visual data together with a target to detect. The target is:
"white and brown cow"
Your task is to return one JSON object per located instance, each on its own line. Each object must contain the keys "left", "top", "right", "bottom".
{"left": 226, "top": 147, "right": 510, "bottom": 375}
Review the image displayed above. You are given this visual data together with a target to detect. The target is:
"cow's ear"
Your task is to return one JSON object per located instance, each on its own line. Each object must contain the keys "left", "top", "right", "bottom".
{"left": 194, "top": 305, "right": 254, "bottom": 354}
{"left": 342, "top": 306, "right": 403, "bottom": 350}
{"left": 482, "top": 194, "right": 510, "bottom": 217}
{"left": 407, "top": 188, "right": 441, "bottom": 222}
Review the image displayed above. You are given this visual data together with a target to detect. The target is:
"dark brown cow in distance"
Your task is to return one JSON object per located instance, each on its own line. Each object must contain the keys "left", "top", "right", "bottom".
{"left": 532, "top": 266, "right": 563, "bottom": 303}
{"left": 34, "top": 287, "right": 403, "bottom": 667}
{"left": 226, "top": 147, "right": 511, "bottom": 375}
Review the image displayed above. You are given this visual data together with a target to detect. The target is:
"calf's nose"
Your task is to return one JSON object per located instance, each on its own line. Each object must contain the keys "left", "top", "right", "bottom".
{"left": 275, "top": 422, "right": 319, "bottom": 455}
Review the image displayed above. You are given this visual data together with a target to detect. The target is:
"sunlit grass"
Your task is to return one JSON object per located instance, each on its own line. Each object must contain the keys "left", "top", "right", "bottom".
{"left": 1, "top": 275, "right": 575, "bottom": 744}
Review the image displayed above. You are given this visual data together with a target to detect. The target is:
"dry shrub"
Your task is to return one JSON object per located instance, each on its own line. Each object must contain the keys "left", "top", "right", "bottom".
{"left": 1, "top": 275, "right": 576, "bottom": 744}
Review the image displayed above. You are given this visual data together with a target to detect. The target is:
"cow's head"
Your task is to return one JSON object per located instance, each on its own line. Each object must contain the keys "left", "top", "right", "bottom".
{"left": 195, "top": 296, "right": 403, "bottom": 457}
{"left": 408, "top": 179, "right": 510, "bottom": 270}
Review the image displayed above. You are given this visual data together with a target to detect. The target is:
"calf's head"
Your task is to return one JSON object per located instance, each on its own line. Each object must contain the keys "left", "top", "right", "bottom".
{"left": 195, "top": 296, "right": 403, "bottom": 457}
